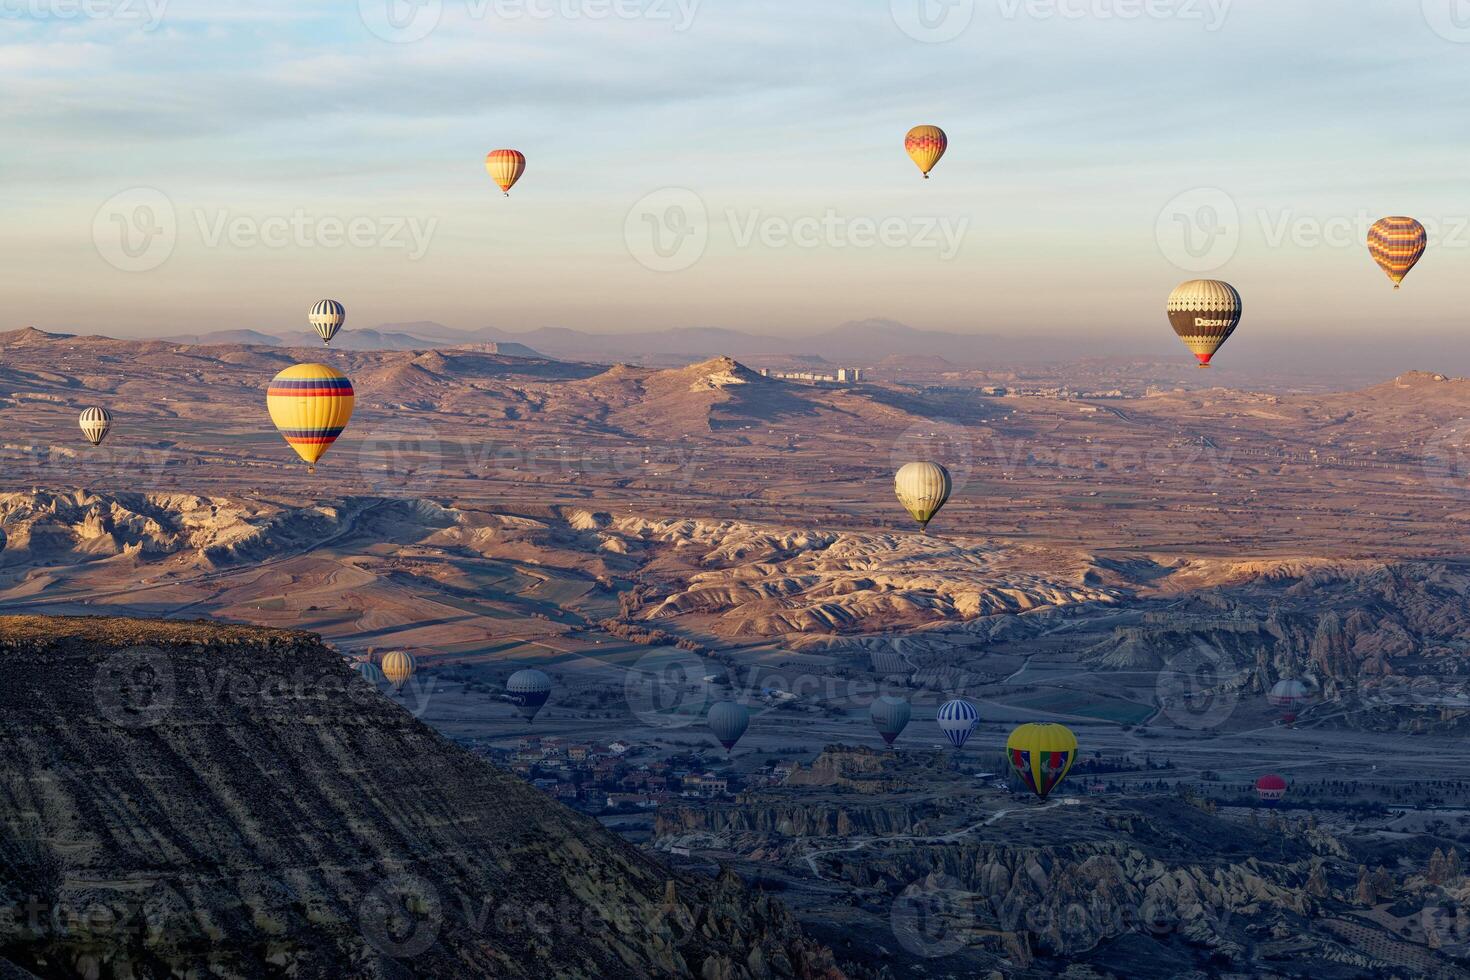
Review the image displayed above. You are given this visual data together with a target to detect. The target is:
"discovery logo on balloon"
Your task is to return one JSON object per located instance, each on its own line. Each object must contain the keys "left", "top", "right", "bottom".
{"left": 624, "top": 188, "right": 708, "bottom": 273}
{"left": 359, "top": 0, "right": 442, "bottom": 43}
{"left": 1423, "top": 0, "right": 1470, "bottom": 42}
{"left": 891, "top": 0, "right": 975, "bottom": 43}
{"left": 1155, "top": 187, "right": 1240, "bottom": 273}
{"left": 93, "top": 187, "right": 176, "bottom": 273}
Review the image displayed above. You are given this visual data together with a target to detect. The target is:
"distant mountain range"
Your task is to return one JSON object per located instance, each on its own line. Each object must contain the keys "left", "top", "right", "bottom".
{"left": 154, "top": 318, "right": 1114, "bottom": 367}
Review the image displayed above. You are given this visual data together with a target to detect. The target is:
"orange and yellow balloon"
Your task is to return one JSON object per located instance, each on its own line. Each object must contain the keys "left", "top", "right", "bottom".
{"left": 486, "top": 149, "right": 526, "bottom": 196}
{"left": 1367, "top": 216, "right": 1427, "bottom": 290}
{"left": 266, "top": 364, "right": 354, "bottom": 472}
{"left": 904, "top": 126, "right": 947, "bottom": 179}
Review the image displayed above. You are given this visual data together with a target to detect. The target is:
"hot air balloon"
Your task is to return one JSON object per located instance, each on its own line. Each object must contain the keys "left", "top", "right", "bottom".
{"left": 1167, "top": 280, "right": 1241, "bottom": 368}
{"left": 895, "top": 462, "right": 952, "bottom": 532}
{"left": 937, "top": 699, "right": 978, "bottom": 750}
{"left": 707, "top": 701, "right": 750, "bottom": 754}
{"left": 1006, "top": 722, "right": 1077, "bottom": 800}
{"left": 79, "top": 407, "right": 112, "bottom": 446}
{"left": 871, "top": 696, "right": 912, "bottom": 747}
{"left": 381, "top": 651, "right": 415, "bottom": 692}
{"left": 1255, "top": 773, "right": 1287, "bottom": 806}
{"left": 1268, "top": 678, "right": 1310, "bottom": 726}
{"left": 486, "top": 149, "right": 526, "bottom": 196}
{"left": 352, "top": 660, "right": 385, "bottom": 688}
{"left": 1368, "top": 217, "right": 1427, "bottom": 289}
{"left": 266, "top": 364, "right": 354, "bottom": 473}
{"left": 905, "top": 126, "right": 947, "bottom": 179}
{"left": 507, "top": 669, "right": 552, "bottom": 722}
{"left": 309, "top": 300, "right": 345, "bottom": 345}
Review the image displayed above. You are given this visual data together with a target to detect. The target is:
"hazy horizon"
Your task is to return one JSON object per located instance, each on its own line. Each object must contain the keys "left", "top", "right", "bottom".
{"left": 8, "top": 2, "right": 1470, "bottom": 346}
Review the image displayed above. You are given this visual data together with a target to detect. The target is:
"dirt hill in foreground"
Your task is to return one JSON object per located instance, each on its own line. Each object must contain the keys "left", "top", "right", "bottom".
{"left": 0, "top": 615, "right": 840, "bottom": 979}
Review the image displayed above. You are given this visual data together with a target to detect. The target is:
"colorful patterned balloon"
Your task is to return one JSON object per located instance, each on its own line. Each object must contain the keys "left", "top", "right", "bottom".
{"left": 1167, "top": 279, "right": 1242, "bottom": 368}
{"left": 266, "top": 363, "right": 354, "bottom": 471}
{"left": 486, "top": 149, "right": 526, "bottom": 196}
{"left": 1006, "top": 722, "right": 1077, "bottom": 800}
{"left": 904, "top": 125, "right": 947, "bottom": 179}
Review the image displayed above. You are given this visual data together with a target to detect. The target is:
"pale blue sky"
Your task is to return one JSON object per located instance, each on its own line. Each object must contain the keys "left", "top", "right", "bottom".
{"left": 4, "top": 0, "right": 1469, "bottom": 343}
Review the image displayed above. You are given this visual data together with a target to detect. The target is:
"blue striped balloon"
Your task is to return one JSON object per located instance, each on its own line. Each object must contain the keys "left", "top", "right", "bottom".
{"left": 937, "top": 699, "right": 978, "bottom": 749}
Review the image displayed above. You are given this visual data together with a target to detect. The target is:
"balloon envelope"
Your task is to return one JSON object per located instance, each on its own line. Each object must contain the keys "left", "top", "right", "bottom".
{"left": 895, "top": 462, "right": 953, "bottom": 530}
{"left": 936, "top": 699, "right": 978, "bottom": 749}
{"left": 381, "top": 651, "right": 415, "bottom": 691}
{"left": 486, "top": 149, "right": 526, "bottom": 195}
{"left": 79, "top": 407, "right": 112, "bottom": 446}
{"left": 1167, "top": 280, "right": 1241, "bottom": 368}
{"left": 1368, "top": 216, "right": 1426, "bottom": 289}
{"left": 310, "top": 299, "right": 345, "bottom": 345}
{"left": 266, "top": 364, "right": 354, "bottom": 470}
{"left": 507, "top": 669, "right": 552, "bottom": 722}
{"left": 352, "top": 660, "right": 385, "bottom": 687}
{"left": 1256, "top": 773, "right": 1287, "bottom": 805}
{"left": 870, "top": 696, "right": 912, "bottom": 746}
{"left": 905, "top": 125, "right": 947, "bottom": 178}
{"left": 707, "top": 701, "right": 750, "bottom": 752}
{"left": 1006, "top": 722, "right": 1077, "bottom": 800}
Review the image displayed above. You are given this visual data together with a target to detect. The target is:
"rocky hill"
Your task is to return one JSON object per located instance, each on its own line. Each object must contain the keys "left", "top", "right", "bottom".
{"left": 0, "top": 615, "right": 840, "bottom": 979}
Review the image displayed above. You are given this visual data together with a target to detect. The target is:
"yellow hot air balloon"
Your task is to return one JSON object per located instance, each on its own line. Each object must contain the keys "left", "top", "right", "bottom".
{"left": 381, "top": 651, "right": 415, "bottom": 692}
{"left": 486, "top": 149, "right": 526, "bottom": 196}
{"left": 1367, "top": 216, "right": 1427, "bottom": 289}
{"left": 1167, "top": 280, "right": 1241, "bottom": 368}
{"left": 1006, "top": 722, "right": 1077, "bottom": 800}
{"left": 904, "top": 126, "right": 947, "bottom": 179}
{"left": 266, "top": 364, "right": 354, "bottom": 473}
{"left": 895, "top": 462, "right": 952, "bottom": 531}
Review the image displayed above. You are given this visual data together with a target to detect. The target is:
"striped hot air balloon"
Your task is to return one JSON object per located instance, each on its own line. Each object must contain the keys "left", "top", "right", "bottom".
{"left": 895, "top": 462, "right": 952, "bottom": 531}
{"left": 1006, "top": 722, "right": 1077, "bottom": 800}
{"left": 381, "top": 651, "right": 415, "bottom": 692}
{"left": 1367, "top": 216, "right": 1427, "bottom": 290}
{"left": 266, "top": 364, "right": 354, "bottom": 472}
{"left": 905, "top": 125, "right": 947, "bottom": 179}
{"left": 871, "top": 696, "right": 912, "bottom": 747}
{"left": 309, "top": 299, "right": 345, "bottom": 345}
{"left": 507, "top": 669, "right": 552, "bottom": 722}
{"left": 486, "top": 149, "right": 526, "bottom": 196}
{"left": 937, "top": 699, "right": 978, "bottom": 749}
{"left": 78, "top": 407, "right": 112, "bottom": 446}
{"left": 352, "top": 660, "right": 385, "bottom": 688}
{"left": 1167, "top": 280, "right": 1242, "bottom": 369}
